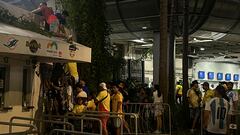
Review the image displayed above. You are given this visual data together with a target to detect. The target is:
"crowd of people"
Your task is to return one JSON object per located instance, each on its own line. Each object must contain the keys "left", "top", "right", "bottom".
{"left": 186, "top": 80, "right": 238, "bottom": 135}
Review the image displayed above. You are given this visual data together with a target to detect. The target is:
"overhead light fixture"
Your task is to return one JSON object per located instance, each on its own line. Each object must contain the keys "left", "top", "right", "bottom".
{"left": 200, "top": 48, "right": 205, "bottom": 51}
{"left": 142, "top": 26, "right": 147, "bottom": 30}
{"left": 131, "top": 39, "right": 146, "bottom": 43}
{"left": 141, "top": 44, "right": 153, "bottom": 47}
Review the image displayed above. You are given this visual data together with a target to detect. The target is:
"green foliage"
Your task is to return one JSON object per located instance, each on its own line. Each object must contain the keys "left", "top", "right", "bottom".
{"left": 0, "top": 8, "right": 51, "bottom": 36}
{"left": 59, "top": 0, "right": 122, "bottom": 90}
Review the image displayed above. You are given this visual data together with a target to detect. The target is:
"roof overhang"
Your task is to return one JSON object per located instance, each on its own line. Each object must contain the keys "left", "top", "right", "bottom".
{"left": 0, "top": 23, "right": 91, "bottom": 63}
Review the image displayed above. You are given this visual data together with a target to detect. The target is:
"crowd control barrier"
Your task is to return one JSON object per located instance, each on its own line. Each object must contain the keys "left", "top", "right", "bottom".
{"left": 123, "top": 103, "right": 171, "bottom": 135}
{"left": 9, "top": 116, "right": 74, "bottom": 134}
{"left": 0, "top": 121, "right": 38, "bottom": 134}
{"left": 44, "top": 114, "right": 103, "bottom": 135}
{"left": 66, "top": 111, "right": 139, "bottom": 135}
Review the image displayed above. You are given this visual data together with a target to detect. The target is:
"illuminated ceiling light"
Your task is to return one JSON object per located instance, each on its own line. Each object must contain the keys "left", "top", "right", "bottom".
{"left": 140, "top": 38, "right": 144, "bottom": 41}
{"left": 131, "top": 39, "right": 146, "bottom": 43}
{"left": 142, "top": 26, "right": 147, "bottom": 30}
{"left": 141, "top": 44, "right": 152, "bottom": 47}
{"left": 200, "top": 48, "right": 205, "bottom": 51}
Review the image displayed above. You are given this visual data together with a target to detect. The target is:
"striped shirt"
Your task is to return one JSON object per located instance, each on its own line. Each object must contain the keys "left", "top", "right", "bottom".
{"left": 205, "top": 97, "right": 232, "bottom": 134}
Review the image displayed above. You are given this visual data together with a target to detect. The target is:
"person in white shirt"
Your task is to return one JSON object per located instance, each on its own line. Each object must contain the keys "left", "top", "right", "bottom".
{"left": 153, "top": 85, "right": 163, "bottom": 133}
{"left": 204, "top": 85, "right": 232, "bottom": 135}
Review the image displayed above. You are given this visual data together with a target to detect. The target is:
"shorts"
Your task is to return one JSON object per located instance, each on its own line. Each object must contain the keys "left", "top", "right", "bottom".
{"left": 190, "top": 108, "right": 200, "bottom": 120}
{"left": 154, "top": 103, "right": 163, "bottom": 116}
{"left": 113, "top": 117, "right": 122, "bottom": 128}
{"left": 100, "top": 115, "right": 109, "bottom": 129}
{"left": 98, "top": 103, "right": 109, "bottom": 129}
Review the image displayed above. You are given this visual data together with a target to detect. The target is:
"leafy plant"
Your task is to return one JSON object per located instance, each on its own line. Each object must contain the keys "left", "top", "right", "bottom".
{"left": 58, "top": 0, "right": 123, "bottom": 90}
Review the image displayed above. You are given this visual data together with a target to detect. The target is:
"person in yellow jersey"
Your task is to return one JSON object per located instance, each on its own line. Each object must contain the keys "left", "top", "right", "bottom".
{"left": 95, "top": 82, "right": 110, "bottom": 135}
{"left": 64, "top": 62, "right": 79, "bottom": 83}
{"left": 176, "top": 82, "right": 183, "bottom": 104}
{"left": 187, "top": 80, "right": 202, "bottom": 133}
{"left": 202, "top": 82, "right": 215, "bottom": 106}
{"left": 111, "top": 83, "right": 123, "bottom": 135}
{"left": 87, "top": 92, "right": 96, "bottom": 111}
{"left": 73, "top": 96, "right": 87, "bottom": 114}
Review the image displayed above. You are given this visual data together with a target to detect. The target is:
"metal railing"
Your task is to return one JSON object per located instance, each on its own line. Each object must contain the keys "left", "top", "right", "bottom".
{"left": 123, "top": 103, "right": 171, "bottom": 135}
{"left": 0, "top": 121, "right": 38, "bottom": 134}
{"left": 79, "top": 111, "right": 138, "bottom": 135}
{"left": 44, "top": 114, "right": 103, "bottom": 135}
{"left": 49, "top": 129, "right": 101, "bottom": 135}
{"left": 65, "top": 111, "right": 138, "bottom": 135}
{"left": 9, "top": 116, "right": 74, "bottom": 134}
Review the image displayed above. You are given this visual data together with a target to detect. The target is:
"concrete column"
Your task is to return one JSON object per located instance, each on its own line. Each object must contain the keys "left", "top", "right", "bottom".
{"left": 153, "top": 32, "right": 160, "bottom": 85}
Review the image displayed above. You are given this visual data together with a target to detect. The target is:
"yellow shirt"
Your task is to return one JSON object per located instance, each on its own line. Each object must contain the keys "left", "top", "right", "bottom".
{"left": 188, "top": 89, "right": 202, "bottom": 108}
{"left": 87, "top": 99, "right": 96, "bottom": 111}
{"left": 96, "top": 90, "right": 110, "bottom": 111}
{"left": 73, "top": 104, "right": 86, "bottom": 114}
{"left": 176, "top": 85, "right": 183, "bottom": 95}
{"left": 203, "top": 89, "right": 215, "bottom": 104}
{"left": 65, "top": 62, "right": 79, "bottom": 79}
{"left": 111, "top": 92, "right": 123, "bottom": 113}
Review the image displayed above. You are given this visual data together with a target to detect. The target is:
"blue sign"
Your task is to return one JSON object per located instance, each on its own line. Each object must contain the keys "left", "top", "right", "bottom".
{"left": 225, "top": 73, "right": 231, "bottom": 81}
{"left": 198, "top": 71, "right": 205, "bottom": 79}
{"left": 217, "top": 73, "right": 223, "bottom": 80}
{"left": 208, "top": 72, "right": 214, "bottom": 80}
{"left": 234, "top": 74, "right": 239, "bottom": 81}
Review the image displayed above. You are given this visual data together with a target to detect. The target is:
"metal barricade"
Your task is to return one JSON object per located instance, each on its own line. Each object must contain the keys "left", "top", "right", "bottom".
{"left": 78, "top": 111, "right": 139, "bottom": 135}
{"left": 0, "top": 121, "right": 38, "bottom": 134}
{"left": 65, "top": 111, "right": 138, "bottom": 135}
{"left": 49, "top": 129, "right": 101, "bottom": 135}
{"left": 9, "top": 116, "right": 74, "bottom": 134}
{"left": 44, "top": 114, "right": 103, "bottom": 135}
{"left": 123, "top": 103, "right": 171, "bottom": 135}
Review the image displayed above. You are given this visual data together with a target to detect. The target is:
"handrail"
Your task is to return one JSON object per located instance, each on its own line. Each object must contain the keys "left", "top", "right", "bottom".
{"left": 49, "top": 129, "right": 101, "bottom": 135}
{"left": 9, "top": 116, "right": 74, "bottom": 133}
{"left": 0, "top": 121, "right": 37, "bottom": 134}
{"left": 43, "top": 114, "right": 103, "bottom": 135}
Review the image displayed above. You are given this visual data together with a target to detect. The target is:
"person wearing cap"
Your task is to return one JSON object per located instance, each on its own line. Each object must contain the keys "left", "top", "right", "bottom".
{"left": 202, "top": 82, "right": 215, "bottom": 106}
{"left": 203, "top": 85, "right": 232, "bottom": 135}
{"left": 73, "top": 91, "right": 87, "bottom": 114}
{"left": 187, "top": 80, "right": 202, "bottom": 132}
{"left": 95, "top": 82, "right": 110, "bottom": 135}
{"left": 76, "top": 84, "right": 87, "bottom": 99}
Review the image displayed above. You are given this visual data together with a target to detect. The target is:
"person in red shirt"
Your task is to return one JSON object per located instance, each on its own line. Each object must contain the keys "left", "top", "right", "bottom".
{"left": 32, "top": 2, "right": 54, "bottom": 31}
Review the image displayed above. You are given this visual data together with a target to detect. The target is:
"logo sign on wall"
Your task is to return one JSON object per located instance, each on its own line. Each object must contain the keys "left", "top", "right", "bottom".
{"left": 234, "top": 74, "right": 239, "bottom": 81}
{"left": 225, "top": 73, "right": 231, "bottom": 81}
{"left": 198, "top": 71, "right": 205, "bottom": 79}
{"left": 217, "top": 73, "right": 223, "bottom": 80}
{"left": 208, "top": 72, "right": 214, "bottom": 80}
{"left": 0, "top": 37, "right": 18, "bottom": 50}
{"left": 26, "top": 40, "right": 41, "bottom": 53}
{"left": 46, "top": 41, "right": 62, "bottom": 57}
{"left": 69, "top": 44, "right": 79, "bottom": 57}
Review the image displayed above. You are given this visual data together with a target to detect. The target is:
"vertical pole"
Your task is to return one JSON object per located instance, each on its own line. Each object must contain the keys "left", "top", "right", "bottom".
{"left": 168, "top": 0, "right": 176, "bottom": 106}
{"left": 141, "top": 60, "right": 145, "bottom": 84}
{"left": 183, "top": 0, "right": 190, "bottom": 128}
{"left": 127, "top": 59, "right": 131, "bottom": 80}
{"left": 159, "top": 0, "right": 169, "bottom": 103}
{"left": 183, "top": 0, "right": 189, "bottom": 107}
